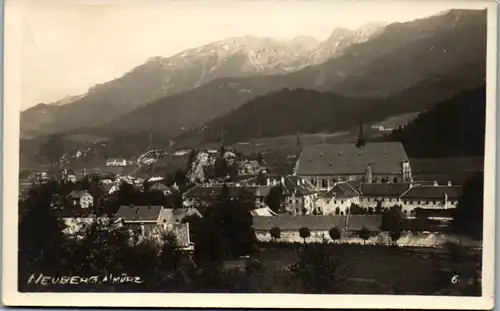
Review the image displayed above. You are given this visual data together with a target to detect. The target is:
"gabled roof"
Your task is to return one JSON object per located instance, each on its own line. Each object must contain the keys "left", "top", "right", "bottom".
{"left": 282, "top": 175, "right": 317, "bottom": 196}
{"left": 295, "top": 142, "right": 409, "bottom": 175}
{"left": 322, "top": 182, "right": 359, "bottom": 199}
{"left": 158, "top": 208, "right": 202, "bottom": 225}
{"left": 184, "top": 184, "right": 272, "bottom": 198}
{"left": 359, "top": 182, "right": 412, "bottom": 197}
{"left": 242, "top": 175, "right": 317, "bottom": 197}
{"left": 400, "top": 185, "right": 463, "bottom": 200}
{"left": 116, "top": 205, "right": 163, "bottom": 222}
{"left": 252, "top": 215, "right": 345, "bottom": 231}
{"left": 346, "top": 215, "right": 382, "bottom": 231}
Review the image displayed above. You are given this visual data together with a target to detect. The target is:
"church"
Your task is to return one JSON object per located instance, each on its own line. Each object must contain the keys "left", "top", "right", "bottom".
{"left": 293, "top": 128, "right": 412, "bottom": 189}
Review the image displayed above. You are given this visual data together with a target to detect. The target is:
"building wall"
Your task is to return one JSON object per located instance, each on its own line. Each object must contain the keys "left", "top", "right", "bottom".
{"left": 286, "top": 194, "right": 316, "bottom": 215}
{"left": 399, "top": 199, "right": 459, "bottom": 216}
{"left": 256, "top": 229, "right": 332, "bottom": 243}
{"left": 316, "top": 196, "right": 360, "bottom": 215}
{"left": 359, "top": 196, "right": 402, "bottom": 208}
{"left": 299, "top": 174, "right": 404, "bottom": 189}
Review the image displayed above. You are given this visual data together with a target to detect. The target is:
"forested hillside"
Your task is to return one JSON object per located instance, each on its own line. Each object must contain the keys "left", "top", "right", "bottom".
{"left": 192, "top": 88, "right": 398, "bottom": 144}
{"left": 388, "top": 85, "right": 486, "bottom": 158}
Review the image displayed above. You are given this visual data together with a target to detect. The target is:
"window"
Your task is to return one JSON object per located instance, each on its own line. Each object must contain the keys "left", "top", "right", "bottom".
{"left": 404, "top": 200, "right": 407, "bottom": 204}
{"left": 389, "top": 198, "right": 392, "bottom": 202}
{"left": 403, "top": 210, "right": 407, "bottom": 215}
{"left": 334, "top": 200, "right": 337, "bottom": 204}
{"left": 296, "top": 200, "right": 299, "bottom": 203}
{"left": 425, "top": 201, "right": 429, "bottom": 205}
{"left": 432, "top": 200, "right": 436, "bottom": 205}
{"left": 326, "top": 200, "right": 330, "bottom": 204}
{"left": 341, "top": 200, "right": 344, "bottom": 204}
{"left": 322, "top": 179, "right": 328, "bottom": 188}
{"left": 417, "top": 200, "right": 421, "bottom": 205}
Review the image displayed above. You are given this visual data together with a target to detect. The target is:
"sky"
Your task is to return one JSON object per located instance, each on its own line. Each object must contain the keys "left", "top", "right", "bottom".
{"left": 10, "top": 0, "right": 487, "bottom": 110}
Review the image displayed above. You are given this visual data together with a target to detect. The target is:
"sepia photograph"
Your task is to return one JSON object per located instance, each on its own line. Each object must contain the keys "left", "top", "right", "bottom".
{"left": 2, "top": 0, "right": 497, "bottom": 308}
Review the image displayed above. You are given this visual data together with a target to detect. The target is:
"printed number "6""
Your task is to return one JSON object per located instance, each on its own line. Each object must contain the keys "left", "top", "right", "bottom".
{"left": 451, "top": 275, "right": 459, "bottom": 284}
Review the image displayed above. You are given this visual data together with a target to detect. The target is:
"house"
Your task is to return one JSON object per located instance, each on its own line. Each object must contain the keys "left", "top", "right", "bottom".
{"left": 106, "top": 158, "right": 129, "bottom": 167}
{"left": 158, "top": 208, "right": 202, "bottom": 249}
{"left": 115, "top": 205, "right": 164, "bottom": 236}
{"left": 183, "top": 184, "right": 272, "bottom": 208}
{"left": 294, "top": 142, "right": 412, "bottom": 189}
{"left": 173, "top": 150, "right": 190, "bottom": 156}
{"left": 61, "top": 215, "right": 111, "bottom": 237}
{"left": 238, "top": 160, "right": 264, "bottom": 175}
{"left": 357, "top": 182, "right": 412, "bottom": 208}
{"left": 316, "top": 182, "right": 360, "bottom": 215}
{"left": 243, "top": 175, "right": 319, "bottom": 215}
{"left": 115, "top": 205, "right": 202, "bottom": 248}
{"left": 399, "top": 185, "right": 463, "bottom": 216}
{"left": 67, "top": 190, "right": 94, "bottom": 209}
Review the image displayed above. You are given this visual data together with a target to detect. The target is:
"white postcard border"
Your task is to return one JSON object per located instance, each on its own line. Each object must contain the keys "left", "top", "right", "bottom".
{"left": 2, "top": 0, "right": 497, "bottom": 309}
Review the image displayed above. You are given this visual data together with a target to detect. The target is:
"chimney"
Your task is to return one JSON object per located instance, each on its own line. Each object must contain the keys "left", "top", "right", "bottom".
{"left": 434, "top": 181, "right": 438, "bottom": 187}
{"left": 447, "top": 181, "right": 452, "bottom": 186}
{"left": 281, "top": 176, "right": 285, "bottom": 185}
{"left": 266, "top": 178, "right": 270, "bottom": 186}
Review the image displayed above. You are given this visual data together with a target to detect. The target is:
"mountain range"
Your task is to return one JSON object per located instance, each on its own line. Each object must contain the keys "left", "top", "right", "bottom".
{"left": 20, "top": 23, "right": 383, "bottom": 138}
{"left": 94, "top": 9, "right": 486, "bottom": 140}
{"left": 21, "top": 8, "right": 487, "bottom": 154}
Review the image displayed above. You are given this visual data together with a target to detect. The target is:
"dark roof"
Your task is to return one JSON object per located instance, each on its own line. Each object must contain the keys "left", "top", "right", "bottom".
{"left": 400, "top": 186, "right": 463, "bottom": 200}
{"left": 359, "top": 183, "right": 411, "bottom": 197}
{"left": 159, "top": 208, "right": 202, "bottom": 225}
{"left": 322, "top": 182, "right": 359, "bottom": 199}
{"left": 116, "top": 205, "right": 163, "bottom": 222}
{"left": 295, "top": 142, "right": 409, "bottom": 175}
{"left": 252, "top": 215, "right": 345, "bottom": 231}
{"left": 346, "top": 215, "right": 382, "bottom": 231}
{"left": 184, "top": 185, "right": 272, "bottom": 199}
{"left": 243, "top": 175, "right": 317, "bottom": 196}
{"left": 68, "top": 190, "right": 91, "bottom": 199}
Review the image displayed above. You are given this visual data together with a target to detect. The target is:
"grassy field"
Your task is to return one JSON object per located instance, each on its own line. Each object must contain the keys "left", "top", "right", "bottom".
{"left": 235, "top": 243, "right": 481, "bottom": 295}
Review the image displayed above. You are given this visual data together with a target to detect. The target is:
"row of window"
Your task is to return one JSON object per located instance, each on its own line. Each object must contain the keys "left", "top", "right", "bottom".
{"left": 326, "top": 200, "right": 345, "bottom": 204}
{"left": 362, "top": 197, "right": 458, "bottom": 205}
{"left": 310, "top": 176, "right": 402, "bottom": 186}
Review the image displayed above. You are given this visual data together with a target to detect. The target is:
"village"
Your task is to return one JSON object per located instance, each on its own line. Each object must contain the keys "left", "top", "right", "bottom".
{"left": 20, "top": 134, "right": 480, "bottom": 250}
